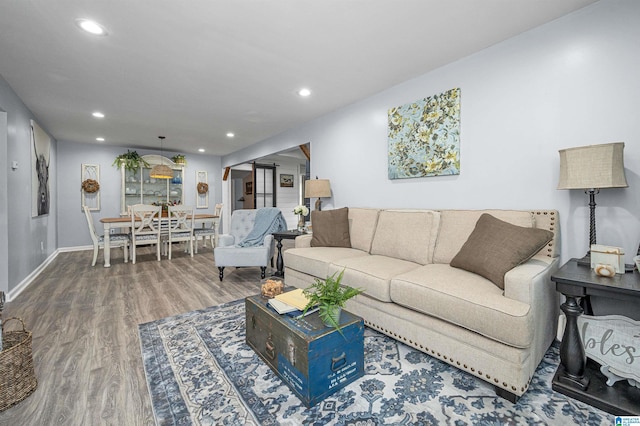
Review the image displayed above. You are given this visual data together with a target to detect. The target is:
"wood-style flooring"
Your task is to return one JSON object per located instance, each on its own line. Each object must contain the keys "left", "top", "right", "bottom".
{"left": 0, "top": 244, "right": 287, "bottom": 425}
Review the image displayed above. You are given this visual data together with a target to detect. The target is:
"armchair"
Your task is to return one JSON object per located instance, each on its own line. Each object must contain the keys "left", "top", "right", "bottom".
{"left": 214, "top": 208, "right": 287, "bottom": 281}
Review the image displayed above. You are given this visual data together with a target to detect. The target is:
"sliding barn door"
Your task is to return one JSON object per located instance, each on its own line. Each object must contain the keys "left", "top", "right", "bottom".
{"left": 254, "top": 163, "right": 276, "bottom": 208}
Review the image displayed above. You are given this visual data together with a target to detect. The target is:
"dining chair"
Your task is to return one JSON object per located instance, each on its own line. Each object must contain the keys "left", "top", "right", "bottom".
{"left": 83, "top": 205, "right": 130, "bottom": 266}
{"left": 194, "top": 203, "right": 223, "bottom": 253}
{"left": 167, "top": 205, "right": 195, "bottom": 259}
{"left": 130, "top": 204, "right": 162, "bottom": 264}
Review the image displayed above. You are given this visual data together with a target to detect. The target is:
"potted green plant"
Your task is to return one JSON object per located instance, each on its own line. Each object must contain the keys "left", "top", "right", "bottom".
{"left": 302, "top": 270, "right": 363, "bottom": 333}
{"left": 112, "top": 150, "right": 149, "bottom": 172}
{"left": 171, "top": 154, "right": 187, "bottom": 165}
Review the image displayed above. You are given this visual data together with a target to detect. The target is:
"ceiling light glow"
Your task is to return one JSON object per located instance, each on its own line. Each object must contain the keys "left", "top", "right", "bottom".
{"left": 92, "top": 111, "right": 104, "bottom": 118}
{"left": 226, "top": 132, "right": 235, "bottom": 138}
{"left": 298, "top": 88, "right": 311, "bottom": 97}
{"left": 76, "top": 19, "right": 108, "bottom": 36}
{"left": 198, "top": 148, "right": 205, "bottom": 153}
{"left": 96, "top": 137, "right": 105, "bottom": 142}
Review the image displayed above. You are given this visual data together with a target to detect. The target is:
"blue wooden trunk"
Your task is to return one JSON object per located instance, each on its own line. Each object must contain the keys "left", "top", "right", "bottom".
{"left": 245, "top": 293, "right": 364, "bottom": 407}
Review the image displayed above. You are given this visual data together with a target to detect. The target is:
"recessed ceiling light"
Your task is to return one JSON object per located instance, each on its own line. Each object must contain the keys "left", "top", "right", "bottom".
{"left": 92, "top": 111, "right": 104, "bottom": 118}
{"left": 298, "top": 88, "right": 311, "bottom": 97}
{"left": 198, "top": 148, "right": 205, "bottom": 153}
{"left": 75, "top": 19, "right": 108, "bottom": 36}
{"left": 226, "top": 132, "right": 235, "bottom": 138}
{"left": 96, "top": 137, "right": 105, "bottom": 142}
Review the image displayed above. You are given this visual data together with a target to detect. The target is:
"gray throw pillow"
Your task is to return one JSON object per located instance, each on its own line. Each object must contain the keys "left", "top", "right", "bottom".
{"left": 450, "top": 213, "right": 553, "bottom": 289}
{"left": 310, "top": 208, "right": 351, "bottom": 248}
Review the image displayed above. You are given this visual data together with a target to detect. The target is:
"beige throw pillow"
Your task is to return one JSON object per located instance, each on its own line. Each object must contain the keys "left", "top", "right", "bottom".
{"left": 450, "top": 213, "right": 553, "bottom": 289}
{"left": 310, "top": 208, "right": 351, "bottom": 248}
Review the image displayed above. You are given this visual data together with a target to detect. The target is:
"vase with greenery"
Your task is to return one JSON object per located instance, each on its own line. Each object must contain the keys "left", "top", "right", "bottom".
{"left": 302, "top": 269, "right": 363, "bottom": 333}
{"left": 171, "top": 154, "right": 187, "bottom": 165}
{"left": 113, "top": 150, "right": 149, "bottom": 172}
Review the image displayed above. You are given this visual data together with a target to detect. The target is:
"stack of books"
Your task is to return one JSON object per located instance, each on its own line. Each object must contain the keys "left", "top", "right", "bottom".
{"left": 268, "top": 288, "right": 318, "bottom": 318}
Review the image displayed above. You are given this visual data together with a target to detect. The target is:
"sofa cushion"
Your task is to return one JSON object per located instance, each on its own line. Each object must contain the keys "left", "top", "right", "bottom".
{"left": 328, "top": 255, "right": 420, "bottom": 303}
{"left": 370, "top": 210, "right": 440, "bottom": 265}
{"left": 283, "top": 247, "right": 367, "bottom": 279}
{"left": 433, "top": 210, "right": 535, "bottom": 264}
{"left": 390, "top": 264, "right": 533, "bottom": 348}
{"left": 450, "top": 214, "right": 554, "bottom": 289}
{"left": 348, "top": 208, "right": 381, "bottom": 253}
{"left": 311, "top": 207, "right": 351, "bottom": 247}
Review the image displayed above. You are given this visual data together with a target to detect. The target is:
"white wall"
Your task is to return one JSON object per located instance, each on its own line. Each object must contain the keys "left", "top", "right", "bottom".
{"left": 222, "top": 0, "right": 640, "bottom": 265}
{"left": 57, "top": 140, "right": 223, "bottom": 248}
{"left": 275, "top": 157, "right": 306, "bottom": 229}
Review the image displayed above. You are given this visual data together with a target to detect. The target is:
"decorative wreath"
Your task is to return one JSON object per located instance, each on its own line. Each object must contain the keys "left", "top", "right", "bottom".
{"left": 82, "top": 179, "right": 100, "bottom": 193}
{"left": 197, "top": 182, "right": 209, "bottom": 194}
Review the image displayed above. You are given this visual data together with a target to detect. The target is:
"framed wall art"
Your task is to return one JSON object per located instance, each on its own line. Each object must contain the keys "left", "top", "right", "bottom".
{"left": 388, "top": 88, "right": 460, "bottom": 180}
{"left": 280, "top": 174, "right": 294, "bottom": 188}
{"left": 31, "top": 120, "right": 51, "bottom": 217}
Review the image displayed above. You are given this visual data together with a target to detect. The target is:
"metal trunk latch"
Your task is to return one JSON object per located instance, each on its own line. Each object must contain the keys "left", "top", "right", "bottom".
{"left": 265, "top": 333, "right": 275, "bottom": 360}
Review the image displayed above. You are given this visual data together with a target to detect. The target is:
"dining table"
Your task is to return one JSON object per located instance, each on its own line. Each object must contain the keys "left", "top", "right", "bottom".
{"left": 100, "top": 214, "right": 219, "bottom": 267}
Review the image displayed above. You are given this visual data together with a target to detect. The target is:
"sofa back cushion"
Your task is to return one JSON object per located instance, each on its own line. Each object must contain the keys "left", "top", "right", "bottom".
{"left": 433, "top": 210, "right": 534, "bottom": 264}
{"left": 370, "top": 210, "right": 440, "bottom": 265}
{"left": 348, "top": 208, "right": 381, "bottom": 252}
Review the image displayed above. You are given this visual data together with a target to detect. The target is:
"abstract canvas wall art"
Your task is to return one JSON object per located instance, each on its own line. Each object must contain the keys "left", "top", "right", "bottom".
{"left": 31, "top": 120, "right": 51, "bottom": 217}
{"left": 388, "top": 88, "right": 460, "bottom": 179}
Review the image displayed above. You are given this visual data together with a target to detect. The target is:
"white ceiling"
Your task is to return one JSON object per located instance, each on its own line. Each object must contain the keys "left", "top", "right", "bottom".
{"left": 0, "top": 0, "right": 597, "bottom": 156}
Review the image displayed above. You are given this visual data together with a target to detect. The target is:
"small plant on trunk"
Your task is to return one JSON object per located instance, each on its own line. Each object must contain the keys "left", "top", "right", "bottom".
{"left": 302, "top": 269, "right": 363, "bottom": 334}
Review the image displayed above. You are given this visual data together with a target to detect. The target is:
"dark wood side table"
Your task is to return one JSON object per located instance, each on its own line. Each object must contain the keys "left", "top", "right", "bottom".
{"left": 272, "top": 230, "right": 305, "bottom": 277}
{"left": 551, "top": 259, "right": 640, "bottom": 415}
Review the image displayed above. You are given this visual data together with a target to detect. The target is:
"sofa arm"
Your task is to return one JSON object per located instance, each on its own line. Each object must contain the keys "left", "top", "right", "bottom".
{"left": 295, "top": 234, "right": 313, "bottom": 248}
{"left": 504, "top": 255, "right": 558, "bottom": 304}
{"left": 217, "top": 234, "right": 236, "bottom": 247}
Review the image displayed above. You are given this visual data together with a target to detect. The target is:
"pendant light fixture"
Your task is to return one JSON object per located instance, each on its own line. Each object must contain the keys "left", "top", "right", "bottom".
{"left": 150, "top": 136, "right": 174, "bottom": 179}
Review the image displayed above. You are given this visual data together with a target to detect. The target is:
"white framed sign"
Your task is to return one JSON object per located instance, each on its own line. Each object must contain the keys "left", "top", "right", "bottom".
{"left": 196, "top": 170, "right": 208, "bottom": 209}
{"left": 558, "top": 314, "right": 640, "bottom": 388}
{"left": 81, "top": 163, "right": 100, "bottom": 211}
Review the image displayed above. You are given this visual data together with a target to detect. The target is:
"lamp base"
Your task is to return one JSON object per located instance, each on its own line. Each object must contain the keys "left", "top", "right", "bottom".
{"left": 575, "top": 253, "right": 591, "bottom": 267}
{"left": 315, "top": 198, "right": 322, "bottom": 211}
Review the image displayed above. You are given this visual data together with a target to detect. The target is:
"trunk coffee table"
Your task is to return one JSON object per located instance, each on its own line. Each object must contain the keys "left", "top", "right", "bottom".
{"left": 245, "top": 292, "right": 364, "bottom": 407}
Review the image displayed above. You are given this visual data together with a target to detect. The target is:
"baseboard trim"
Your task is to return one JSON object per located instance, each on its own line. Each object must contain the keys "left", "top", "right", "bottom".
{"left": 7, "top": 249, "right": 63, "bottom": 302}
{"left": 7, "top": 246, "right": 104, "bottom": 301}
{"left": 58, "top": 245, "right": 93, "bottom": 252}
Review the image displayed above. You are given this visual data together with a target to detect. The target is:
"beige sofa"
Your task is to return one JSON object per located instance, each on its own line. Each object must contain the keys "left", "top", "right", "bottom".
{"left": 283, "top": 208, "right": 559, "bottom": 401}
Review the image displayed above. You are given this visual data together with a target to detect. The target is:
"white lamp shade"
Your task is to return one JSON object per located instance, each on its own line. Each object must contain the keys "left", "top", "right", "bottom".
{"left": 558, "top": 142, "right": 628, "bottom": 190}
{"left": 304, "top": 179, "right": 331, "bottom": 198}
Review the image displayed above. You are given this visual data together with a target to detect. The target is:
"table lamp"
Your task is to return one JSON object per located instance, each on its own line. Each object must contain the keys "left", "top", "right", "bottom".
{"left": 305, "top": 178, "right": 331, "bottom": 211}
{"left": 557, "top": 142, "right": 628, "bottom": 266}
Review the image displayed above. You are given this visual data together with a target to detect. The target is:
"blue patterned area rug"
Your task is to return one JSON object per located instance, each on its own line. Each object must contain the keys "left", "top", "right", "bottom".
{"left": 138, "top": 300, "right": 611, "bottom": 425}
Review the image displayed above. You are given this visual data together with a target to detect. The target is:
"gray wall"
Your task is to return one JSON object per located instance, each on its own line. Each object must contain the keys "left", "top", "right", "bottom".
{"left": 56, "top": 140, "right": 223, "bottom": 248}
{"left": 0, "top": 111, "right": 7, "bottom": 295}
{"left": 223, "top": 0, "right": 640, "bottom": 265}
{"left": 0, "top": 74, "right": 58, "bottom": 296}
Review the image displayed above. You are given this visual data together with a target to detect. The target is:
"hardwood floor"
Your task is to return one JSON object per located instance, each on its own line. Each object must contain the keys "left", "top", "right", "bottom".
{"left": 0, "top": 245, "right": 280, "bottom": 425}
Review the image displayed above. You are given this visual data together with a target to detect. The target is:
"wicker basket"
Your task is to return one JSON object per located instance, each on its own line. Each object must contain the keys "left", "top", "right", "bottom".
{"left": 0, "top": 318, "right": 37, "bottom": 411}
